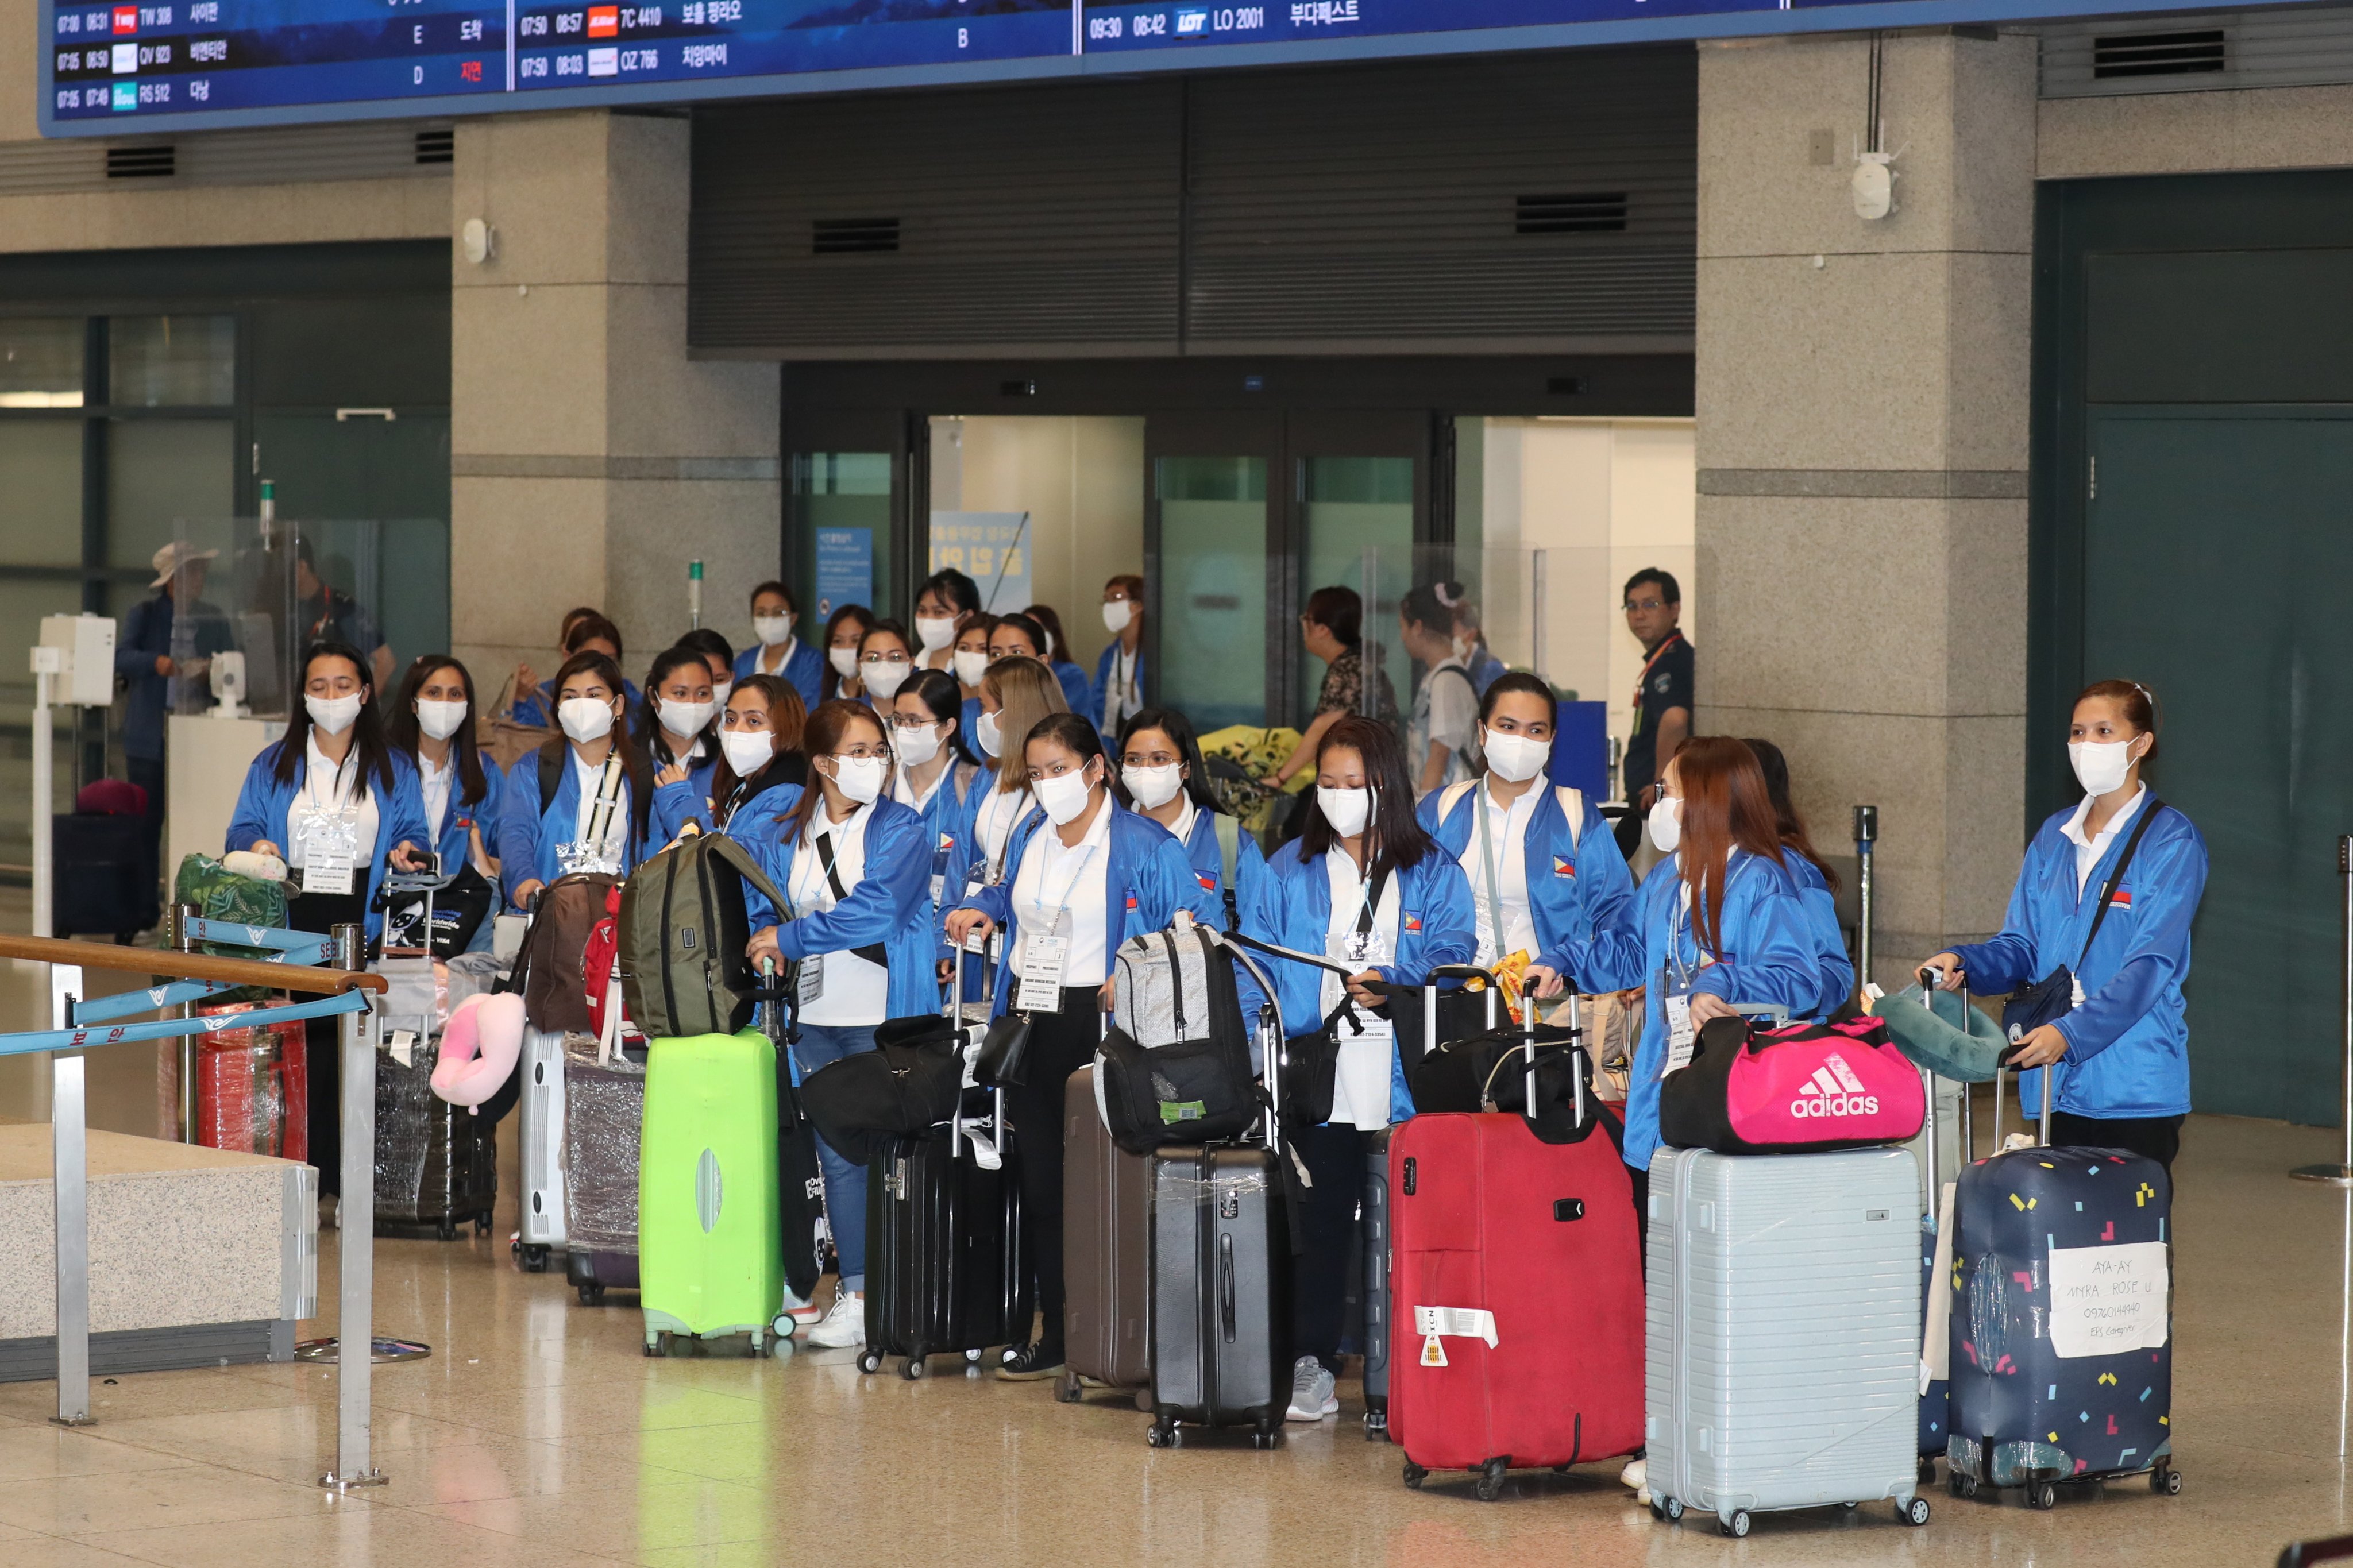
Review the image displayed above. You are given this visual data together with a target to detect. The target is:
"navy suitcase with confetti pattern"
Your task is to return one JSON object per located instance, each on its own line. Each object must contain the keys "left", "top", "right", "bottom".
{"left": 1946, "top": 1136, "right": 2178, "bottom": 1505}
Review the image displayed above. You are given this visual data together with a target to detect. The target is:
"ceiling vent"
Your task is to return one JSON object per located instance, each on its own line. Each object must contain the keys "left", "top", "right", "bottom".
{"left": 414, "top": 128, "right": 455, "bottom": 165}
{"left": 1515, "top": 192, "right": 1629, "bottom": 235}
{"left": 105, "top": 144, "right": 176, "bottom": 180}
{"left": 812, "top": 217, "right": 900, "bottom": 256}
{"left": 2092, "top": 28, "right": 2228, "bottom": 78}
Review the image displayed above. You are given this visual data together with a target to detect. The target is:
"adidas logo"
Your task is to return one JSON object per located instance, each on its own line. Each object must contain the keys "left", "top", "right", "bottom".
{"left": 1790, "top": 1051, "right": 1880, "bottom": 1119}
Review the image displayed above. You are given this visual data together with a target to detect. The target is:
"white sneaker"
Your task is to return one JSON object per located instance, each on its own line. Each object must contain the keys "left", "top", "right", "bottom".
{"left": 1621, "top": 1457, "right": 1647, "bottom": 1492}
{"left": 804, "top": 1289, "right": 865, "bottom": 1349}
{"left": 780, "top": 1281, "right": 825, "bottom": 1327}
{"left": 1285, "top": 1355, "right": 1338, "bottom": 1422}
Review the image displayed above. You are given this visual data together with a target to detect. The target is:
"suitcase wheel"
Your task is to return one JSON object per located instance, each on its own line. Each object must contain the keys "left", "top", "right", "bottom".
{"left": 2151, "top": 1464, "right": 2182, "bottom": 1496}
{"left": 1052, "top": 1370, "right": 1082, "bottom": 1404}
{"left": 1903, "top": 1496, "right": 1932, "bottom": 1527}
{"left": 475, "top": 1215, "right": 494, "bottom": 1237}
{"left": 965, "top": 1349, "right": 984, "bottom": 1365}
{"left": 1949, "top": 1472, "right": 1979, "bottom": 1499}
{"left": 1917, "top": 1457, "right": 1938, "bottom": 1485}
{"left": 857, "top": 1351, "right": 882, "bottom": 1375}
{"left": 1401, "top": 1461, "right": 1428, "bottom": 1490}
{"left": 437, "top": 1218, "right": 458, "bottom": 1242}
{"left": 1146, "top": 1420, "right": 1179, "bottom": 1449}
{"left": 1252, "top": 1418, "right": 1280, "bottom": 1451}
{"left": 900, "top": 1355, "right": 927, "bottom": 1381}
{"left": 1648, "top": 1499, "right": 1667, "bottom": 1523}
{"left": 1662, "top": 1496, "right": 1685, "bottom": 1523}
{"left": 643, "top": 1332, "right": 671, "bottom": 1358}
{"left": 1474, "top": 1458, "right": 1507, "bottom": 1502}
{"left": 1363, "top": 1409, "right": 1389, "bottom": 1443}
{"left": 577, "top": 1284, "right": 605, "bottom": 1307}
{"left": 2027, "top": 1482, "right": 2058, "bottom": 1511}
{"left": 520, "top": 1244, "right": 551, "bottom": 1273}
{"left": 1719, "top": 1511, "right": 1751, "bottom": 1538}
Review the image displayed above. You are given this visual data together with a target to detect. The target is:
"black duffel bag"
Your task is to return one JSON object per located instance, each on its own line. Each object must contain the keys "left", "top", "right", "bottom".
{"left": 1401, "top": 989, "right": 1615, "bottom": 1147}
{"left": 1097, "top": 1024, "right": 1261, "bottom": 1154}
{"left": 799, "top": 1011, "right": 963, "bottom": 1167}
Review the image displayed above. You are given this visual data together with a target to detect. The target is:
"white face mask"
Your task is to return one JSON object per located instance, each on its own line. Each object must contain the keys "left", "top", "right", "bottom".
{"left": 752, "top": 614, "right": 793, "bottom": 648}
{"left": 1648, "top": 795, "right": 1682, "bottom": 855}
{"left": 1102, "top": 599, "right": 1133, "bottom": 634}
{"left": 559, "top": 696, "right": 616, "bottom": 744}
{"left": 893, "top": 721, "right": 944, "bottom": 769}
{"left": 1318, "top": 785, "right": 1371, "bottom": 840}
{"left": 952, "top": 650, "right": 990, "bottom": 688}
{"left": 1452, "top": 635, "right": 1474, "bottom": 664}
{"left": 661, "top": 697, "right": 718, "bottom": 739}
{"left": 720, "top": 729, "right": 774, "bottom": 778}
{"left": 860, "top": 658, "right": 912, "bottom": 700}
{"left": 828, "top": 646, "right": 859, "bottom": 679}
{"left": 975, "top": 708, "right": 1003, "bottom": 759}
{"left": 415, "top": 698, "right": 466, "bottom": 741}
{"left": 828, "top": 755, "right": 887, "bottom": 805}
{"left": 915, "top": 615, "right": 958, "bottom": 652}
{"left": 1481, "top": 728, "right": 1549, "bottom": 784}
{"left": 1035, "top": 766, "right": 1098, "bottom": 827}
{"left": 306, "top": 693, "right": 362, "bottom": 737}
{"left": 1124, "top": 762, "right": 1184, "bottom": 811}
{"left": 2069, "top": 739, "right": 2138, "bottom": 796}
{"left": 711, "top": 677, "right": 732, "bottom": 709}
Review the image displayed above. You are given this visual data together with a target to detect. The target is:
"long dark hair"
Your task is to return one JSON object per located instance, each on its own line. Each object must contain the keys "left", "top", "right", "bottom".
{"left": 550, "top": 648, "right": 642, "bottom": 775}
{"left": 712, "top": 674, "right": 808, "bottom": 821}
{"left": 1742, "top": 737, "right": 1839, "bottom": 894}
{"left": 780, "top": 700, "right": 889, "bottom": 845}
{"left": 674, "top": 627, "right": 735, "bottom": 674}
{"left": 638, "top": 644, "right": 720, "bottom": 760}
{"left": 823, "top": 603, "right": 876, "bottom": 666}
{"left": 271, "top": 640, "right": 394, "bottom": 800}
{"left": 1672, "top": 736, "right": 1787, "bottom": 957}
{"left": 1024, "top": 604, "right": 1074, "bottom": 665}
{"left": 1113, "top": 706, "right": 1222, "bottom": 817}
{"left": 385, "top": 655, "right": 488, "bottom": 807}
{"left": 904, "top": 668, "right": 977, "bottom": 766}
{"left": 1294, "top": 715, "right": 1432, "bottom": 876}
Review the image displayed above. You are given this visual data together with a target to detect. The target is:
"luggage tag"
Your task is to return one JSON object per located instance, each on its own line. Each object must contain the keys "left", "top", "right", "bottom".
{"left": 1016, "top": 905, "right": 1070, "bottom": 1014}
{"left": 1660, "top": 957, "right": 1698, "bottom": 1077}
{"left": 292, "top": 805, "right": 360, "bottom": 896}
{"left": 798, "top": 953, "right": 824, "bottom": 1005}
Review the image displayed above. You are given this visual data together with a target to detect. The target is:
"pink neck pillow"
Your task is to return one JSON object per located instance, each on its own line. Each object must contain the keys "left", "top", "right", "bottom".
{"left": 431, "top": 991, "right": 525, "bottom": 1111}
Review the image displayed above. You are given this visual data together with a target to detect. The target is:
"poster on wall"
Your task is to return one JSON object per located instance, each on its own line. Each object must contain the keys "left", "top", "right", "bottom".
{"left": 814, "top": 527, "right": 873, "bottom": 620}
{"left": 929, "top": 512, "right": 1031, "bottom": 613}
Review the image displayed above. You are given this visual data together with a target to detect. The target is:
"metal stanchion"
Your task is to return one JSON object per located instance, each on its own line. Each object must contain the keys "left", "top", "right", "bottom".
{"left": 1854, "top": 805, "right": 1879, "bottom": 992}
{"left": 2294, "top": 835, "right": 2353, "bottom": 1185}
{"left": 49, "top": 963, "right": 91, "bottom": 1427}
{"left": 169, "top": 903, "right": 198, "bottom": 1144}
{"left": 320, "top": 922, "right": 388, "bottom": 1489}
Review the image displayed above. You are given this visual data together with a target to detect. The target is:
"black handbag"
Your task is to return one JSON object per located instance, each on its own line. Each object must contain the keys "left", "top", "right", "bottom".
{"left": 798, "top": 1029, "right": 963, "bottom": 1167}
{"left": 974, "top": 1012, "right": 1033, "bottom": 1089}
{"left": 1999, "top": 798, "right": 2165, "bottom": 1048}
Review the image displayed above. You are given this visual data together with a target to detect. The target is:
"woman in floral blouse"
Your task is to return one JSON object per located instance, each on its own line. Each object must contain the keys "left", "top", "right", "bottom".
{"left": 1272, "top": 585, "right": 1398, "bottom": 786}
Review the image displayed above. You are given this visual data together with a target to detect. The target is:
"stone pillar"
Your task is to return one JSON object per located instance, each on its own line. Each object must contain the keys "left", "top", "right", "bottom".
{"left": 1694, "top": 32, "right": 2036, "bottom": 983}
{"left": 449, "top": 111, "right": 778, "bottom": 698}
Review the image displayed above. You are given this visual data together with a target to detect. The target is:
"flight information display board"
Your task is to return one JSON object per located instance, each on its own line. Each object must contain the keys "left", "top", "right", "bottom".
{"left": 38, "top": 0, "right": 2221, "bottom": 136}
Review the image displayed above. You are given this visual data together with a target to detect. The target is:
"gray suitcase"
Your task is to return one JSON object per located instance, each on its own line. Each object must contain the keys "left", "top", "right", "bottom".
{"left": 515, "top": 1024, "right": 569, "bottom": 1269}
{"left": 1360, "top": 1127, "right": 1392, "bottom": 1440}
{"left": 1645, "top": 1145, "right": 1930, "bottom": 1537}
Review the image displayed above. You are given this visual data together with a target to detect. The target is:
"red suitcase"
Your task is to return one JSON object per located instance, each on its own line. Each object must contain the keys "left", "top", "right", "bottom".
{"left": 1387, "top": 999, "right": 1643, "bottom": 1499}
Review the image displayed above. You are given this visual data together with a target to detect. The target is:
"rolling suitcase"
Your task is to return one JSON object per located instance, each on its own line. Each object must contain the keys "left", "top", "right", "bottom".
{"left": 53, "top": 810, "right": 157, "bottom": 940}
{"left": 375, "top": 1042, "right": 498, "bottom": 1241}
{"left": 514, "top": 1024, "right": 569, "bottom": 1270}
{"left": 858, "top": 949, "right": 1025, "bottom": 1378}
{"left": 1646, "top": 1143, "right": 1929, "bottom": 1536}
{"left": 1945, "top": 1062, "right": 2178, "bottom": 1506}
{"left": 566, "top": 1030, "right": 648, "bottom": 1306}
{"left": 1388, "top": 995, "right": 1645, "bottom": 1496}
{"left": 1056, "top": 1061, "right": 1153, "bottom": 1407}
{"left": 1360, "top": 1127, "right": 1392, "bottom": 1440}
{"left": 639, "top": 1026, "right": 785, "bottom": 1354}
{"left": 1145, "top": 982, "right": 1290, "bottom": 1449}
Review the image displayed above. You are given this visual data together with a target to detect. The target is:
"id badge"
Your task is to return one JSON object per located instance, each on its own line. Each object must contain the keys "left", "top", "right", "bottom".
{"left": 556, "top": 839, "right": 619, "bottom": 877}
{"left": 1017, "top": 906, "right": 1070, "bottom": 1013}
{"left": 1660, "top": 962, "right": 1697, "bottom": 1078}
{"left": 295, "top": 808, "right": 359, "bottom": 896}
{"left": 799, "top": 954, "right": 824, "bottom": 1006}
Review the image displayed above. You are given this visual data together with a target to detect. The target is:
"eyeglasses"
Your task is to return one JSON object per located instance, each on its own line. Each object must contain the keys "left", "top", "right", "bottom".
{"left": 834, "top": 744, "right": 890, "bottom": 760}
{"left": 888, "top": 713, "right": 939, "bottom": 730}
{"left": 859, "top": 653, "right": 909, "bottom": 667}
{"left": 1623, "top": 598, "right": 1668, "bottom": 613}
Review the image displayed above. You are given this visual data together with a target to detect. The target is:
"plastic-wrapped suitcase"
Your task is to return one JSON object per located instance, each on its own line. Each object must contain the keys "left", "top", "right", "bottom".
{"left": 1360, "top": 1127, "right": 1392, "bottom": 1440}
{"left": 1145, "top": 987, "right": 1289, "bottom": 1450}
{"left": 1389, "top": 996, "right": 1644, "bottom": 1496}
{"left": 515, "top": 1024, "right": 569, "bottom": 1270}
{"left": 1945, "top": 1064, "right": 2178, "bottom": 1506}
{"left": 566, "top": 1031, "right": 647, "bottom": 1305}
{"left": 1055, "top": 1061, "right": 1152, "bottom": 1407}
{"left": 195, "top": 1001, "right": 308, "bottom": 1161}
{"left": 639, "top": 1027, "right": 784, "bottom": 1354}
{"left": 1646, "top": 1144, "right": 1929, "bottom": 1537}
{"left": 375, "top": 947, "right": 499, "bottom": 1241}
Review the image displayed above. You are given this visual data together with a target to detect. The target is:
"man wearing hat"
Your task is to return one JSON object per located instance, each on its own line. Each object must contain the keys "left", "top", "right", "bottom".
{"left": 114, "top": 541, "right": 231, "bottom": 844}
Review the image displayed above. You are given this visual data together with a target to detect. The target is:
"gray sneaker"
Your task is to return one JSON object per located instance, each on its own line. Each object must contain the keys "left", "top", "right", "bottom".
{"left": 1285, "top": 1355, "right": 1338, "bottom": 1422}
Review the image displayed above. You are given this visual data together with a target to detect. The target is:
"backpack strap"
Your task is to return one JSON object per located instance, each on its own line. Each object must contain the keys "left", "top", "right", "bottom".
{"left": 1554, "top": 785, "right": 1584, "bottom": 850}
{"left": 537, "top": 737, "right": 565, "bottom": 814}
{"left": 1438, "top": 778, "right": 1479, "bottom": 818}
{"left": 1212, "top": 813, "right": 1241, "bottom": 930}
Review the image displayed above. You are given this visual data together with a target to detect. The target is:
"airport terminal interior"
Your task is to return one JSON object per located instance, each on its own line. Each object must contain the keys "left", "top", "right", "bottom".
{"left": 13, "top": 0, "right": 2353, "bottom": 1562}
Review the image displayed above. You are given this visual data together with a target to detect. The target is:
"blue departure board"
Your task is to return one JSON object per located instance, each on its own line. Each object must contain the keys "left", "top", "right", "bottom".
{"left": 38, "top": 0, "right": 2223, "bottom": 136}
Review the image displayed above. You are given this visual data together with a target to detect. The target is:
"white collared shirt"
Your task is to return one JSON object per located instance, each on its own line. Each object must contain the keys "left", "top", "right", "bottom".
{"left": 1460, "top": 778, "right": 1538, "bottom": 966}
{"left": 893, "top": 762, "right": 945, "bottom": 815}
{"left": 420, "top": 750, "right": 454, "bottom": 843}
{"left": 1321, "top": 847, "right": 1402, "bottom": 1129}
{"left": 290, "top": 732, "right": 379, "bottom": 868}
{"left": 974, "top": 785, "right": 1039, "bottom": 883}
{"left": 2061, "top": 786, "right": 2146, "bottom": 897}
{"left": 758, "top": 634, "right": 798, "bottom": 678}
{"left": 1010, "top": 794, "right": 1115, "bottom": 987}
{"left": 789, "top": 801, "right": 889, "bottom": 1026}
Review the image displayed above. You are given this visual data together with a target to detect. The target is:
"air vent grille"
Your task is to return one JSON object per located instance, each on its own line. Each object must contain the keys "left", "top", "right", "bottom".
{"left": 812, "top": 217, "right": 900, "bottom": 255}
{"left": 106, "top": 144, "right": 175, "bottom": 180}
{"left": 415, "top": 128, "right": 455, "bottom": 165}
{"left": 2092, "top": 29, "right": 2227, "bottom": 78}
{"left": 1516, "top": 192, "right": 1630, "bottom": 235}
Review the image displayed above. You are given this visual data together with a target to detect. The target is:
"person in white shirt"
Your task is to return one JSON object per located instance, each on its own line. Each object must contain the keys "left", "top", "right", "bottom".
{"left": 1401, "top": 581, "right": 1479, "bottom": 797}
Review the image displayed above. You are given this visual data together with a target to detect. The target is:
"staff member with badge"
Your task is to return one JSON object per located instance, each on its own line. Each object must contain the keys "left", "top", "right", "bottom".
{"left": 1239, "top": 715, "right": 1475, "bottom": 1426}
{"left": 745, "top": 699, "right": 934, "bottom": 1351}
{"left": 1923, "top": 679, "right": 2207, "bottom": 1175}
{"left": 227, "top": 639, "right": 431, "bottom": 1206}
{"left": 500, "top": 651, "right": 653, "bottom": 911}
{"left": 946, "top": 713, "right": 1212, "bottom": 1385}
{"left": 1617, "top": 568, "right": 1693, "bottom": 858}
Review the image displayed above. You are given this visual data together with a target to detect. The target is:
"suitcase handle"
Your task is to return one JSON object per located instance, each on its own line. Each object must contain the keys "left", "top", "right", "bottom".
{"left": 1218, "top": 1231, "right": 1236, "bottom": 1343}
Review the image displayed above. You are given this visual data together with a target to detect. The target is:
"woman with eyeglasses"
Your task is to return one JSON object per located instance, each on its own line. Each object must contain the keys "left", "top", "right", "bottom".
{"left": 1237, "top": 715, "right": 1475, "bottom": 1426}
{"left": 1115, "top": 705, "right": 1264, "bottom": 929}
{"left": 745, "top": 699, "right": 936, "bottom": 1353}
{"left": 944, "top": 712, "right": 1214, "bottom": 1383}
{"left": 658, "top": 673, "right": 808, "bottom": 850}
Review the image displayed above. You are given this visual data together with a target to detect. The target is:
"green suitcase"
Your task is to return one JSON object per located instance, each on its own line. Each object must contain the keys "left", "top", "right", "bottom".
{"left": 639, "top": 1028, "right": 785, "bottom": 1355}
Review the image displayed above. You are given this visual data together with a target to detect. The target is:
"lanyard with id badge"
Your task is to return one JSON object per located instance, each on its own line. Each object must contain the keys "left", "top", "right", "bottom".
{"left": 1016, "top": 839, "right": 1098, "bottom": 1014}
{"left": 291, "top": 755, "right": 362, "bottom": 895}
{"left": 789, "top": 819, "right": 885, "bottom": 1007}
{"left": 1658, "top": 883, "right": 1703, "bottom": 1077}
{"left": 556, "top": 756, "right": 627, "bottom": 878}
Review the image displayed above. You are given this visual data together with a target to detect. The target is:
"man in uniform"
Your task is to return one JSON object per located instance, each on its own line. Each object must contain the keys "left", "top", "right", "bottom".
{"left": 1615, "top": 567, "right": 1692, "bottom": 858}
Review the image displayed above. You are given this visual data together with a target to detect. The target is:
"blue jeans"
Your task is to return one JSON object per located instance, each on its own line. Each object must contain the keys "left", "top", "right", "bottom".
{"left": 793, "top": 1022, "right": 875, "bottom": 1292}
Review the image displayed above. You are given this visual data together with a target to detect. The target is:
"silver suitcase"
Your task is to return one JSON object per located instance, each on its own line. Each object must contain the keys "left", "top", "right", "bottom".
{"left": 1645, "top": 1145, "right": 1929, "bottom": 1537}
{"left": 515, "top": 1024, "right": 569, "bottom": 1268}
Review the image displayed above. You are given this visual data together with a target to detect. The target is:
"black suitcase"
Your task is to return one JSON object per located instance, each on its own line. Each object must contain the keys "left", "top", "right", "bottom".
{"left": 54, "top": 811, "right": 159, "bottom": 940}
{"left": 374, "top": 1041, "right": 498, "bottom": 1240}
{"left": 857, "top": 1099, "right": 1027, "bottom": 1379}
{"left": 1361, "top": 1126, "right": 1393, "bottom": 1440}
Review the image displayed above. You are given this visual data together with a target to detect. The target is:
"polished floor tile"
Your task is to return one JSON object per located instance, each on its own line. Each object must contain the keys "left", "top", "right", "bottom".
{"left": 0, "top": 1100, "right": 2347, "bottom": 1563}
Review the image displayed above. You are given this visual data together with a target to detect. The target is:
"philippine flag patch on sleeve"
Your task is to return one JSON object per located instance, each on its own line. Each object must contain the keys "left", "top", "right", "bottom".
{"left": 1552, "top": 855, "right": 1575, "bottom": 878}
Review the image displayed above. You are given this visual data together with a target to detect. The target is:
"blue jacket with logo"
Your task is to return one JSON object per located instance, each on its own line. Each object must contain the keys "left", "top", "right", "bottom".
{"left": 225, "top": 743, "right": 430, "bottom": 940}
{"left": 497, "top": 746, "right": 649, "bottom": 910}
{"left": 1414, "top": 778, "right": 1641, "bottom": 992}
{"left": 1948, "top": 797, "right": 2207, "bottom": 1121}
{"left": 743, "top": 795, "right": 939, "bottom": 1023}
{"left": 1177, "top": 804, "right": 1268, "bottom": 932}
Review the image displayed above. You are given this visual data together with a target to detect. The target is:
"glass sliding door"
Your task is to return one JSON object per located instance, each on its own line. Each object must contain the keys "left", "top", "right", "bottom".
{"left": 1297, "top": 454, "right": 1415, "bottom": 725}
{"left": 1153, "top": 453, "right": 1269, "bottom": 731}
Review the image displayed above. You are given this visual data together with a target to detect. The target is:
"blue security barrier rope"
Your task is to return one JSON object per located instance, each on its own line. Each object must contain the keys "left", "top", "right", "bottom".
{"left": 74, "top": 976, "right": 244, "bottom": 1024}
{"left": 0, "top": 988, "right": 369, "bottom": 1060}
{"left": 185, "top": 918, "right": 337, "bottom": 962}
{"left": 70, "top": 924, "right": 341, "bottom": 1025}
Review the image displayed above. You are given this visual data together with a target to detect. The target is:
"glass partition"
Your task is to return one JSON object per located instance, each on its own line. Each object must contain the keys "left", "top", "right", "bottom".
{"left": 169, "top": 515, "right": 383, "bottom": 719}
{"left": 1155, "top": 455, "right": 1269, "bottom": 732}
